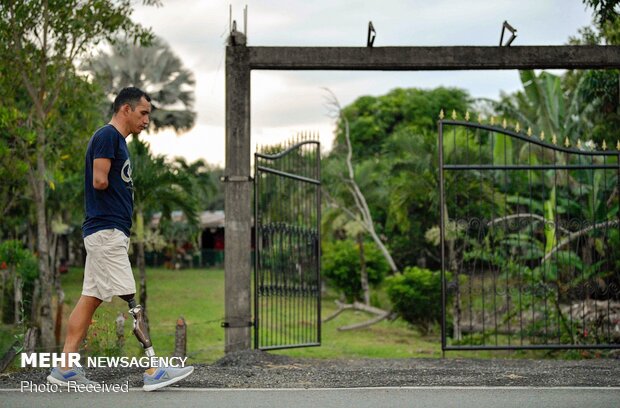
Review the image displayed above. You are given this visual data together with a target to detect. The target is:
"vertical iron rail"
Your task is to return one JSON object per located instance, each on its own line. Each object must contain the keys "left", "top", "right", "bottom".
{"left": 254, "top": 153, "right": 259, "bottom": 349}
{"left": 316, "top": 142, "right": 322, "bottom": 345}
{"left": 438, "top": 121, "right": 447, "bottom": 353}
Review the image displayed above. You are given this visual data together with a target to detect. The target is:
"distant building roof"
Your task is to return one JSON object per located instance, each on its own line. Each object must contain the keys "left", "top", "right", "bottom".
{"left": 150, "top": 210, "right": 224, "bottom": 229}
{"left": 200, "top": 210, "right": 225, "bottom": 229}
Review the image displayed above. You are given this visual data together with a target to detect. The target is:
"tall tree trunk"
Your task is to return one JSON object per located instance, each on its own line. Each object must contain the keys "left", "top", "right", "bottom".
{"left": 336, "top": 92, "right": 398, "bottom": 274}
{"left": 32, "top": 130, "right": 55, "bottom": 350}
{"left": 53, "top": 241, "right": 64, "bottom": 347}
{"left": 136, "top": 209, "right": 149, "bottom": 329}
{"left": 14, "top": 274, "right": 22, "bottom": 325}
{"left": 357, "top": 234, "right": 370, "bottom": 306}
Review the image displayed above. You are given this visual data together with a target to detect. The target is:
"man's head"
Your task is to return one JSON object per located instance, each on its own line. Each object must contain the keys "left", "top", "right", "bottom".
{"left": 112, "top": 87, "right": 152, "bottom": 136}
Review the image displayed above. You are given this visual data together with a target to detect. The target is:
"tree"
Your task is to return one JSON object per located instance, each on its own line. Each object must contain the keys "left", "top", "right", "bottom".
{"left": 583, "top": 0, "right": 620, "bottom": 26}
{"left": 173, "top": 158, "right": 224, "bottom": 211}
{"left": 565, "top": 6, "right": 620, "bottom": 146}
{"left": 0, "top": 0, "right": 155, "bottom": 349}
{"left": 85, "top": 36, "right": 196, "bottom": 134}
{"left": 324, "top": 89, "right": 398, "bottom": 274}
{"left": 128, "top": 137, "right": 197, "bottom": 320}
{"left": 325, "top": 87, "right": 472, "bottom": 270}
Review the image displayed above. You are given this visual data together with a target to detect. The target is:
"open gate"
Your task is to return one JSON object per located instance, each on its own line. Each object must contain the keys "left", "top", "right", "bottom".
{"left": 439, "top": 118, "right": 620, "bottom": 351}
{"left": 254, "top": 139, "right": 321, "bottom": 350}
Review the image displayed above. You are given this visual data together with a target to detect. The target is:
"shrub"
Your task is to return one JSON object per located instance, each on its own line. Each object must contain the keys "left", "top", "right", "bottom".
{"left": 385, "top": 266, "right": 448, "bottom": 331}
{"left": 322, "top": 239, "right": 389, "bottom": 302}
{"left": 0, "top": 240, "right": 39, "bottom": 324}
{"left": 83, "top": 309, "right": 124, "bottom": 357}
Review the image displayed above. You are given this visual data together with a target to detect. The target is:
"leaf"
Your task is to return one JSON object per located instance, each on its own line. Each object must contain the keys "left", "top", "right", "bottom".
{"left": 493, "top": 134, "right": 513, "bottom": 166}
{"left": 543, "top": 187, "right": 557, "bottom": 254}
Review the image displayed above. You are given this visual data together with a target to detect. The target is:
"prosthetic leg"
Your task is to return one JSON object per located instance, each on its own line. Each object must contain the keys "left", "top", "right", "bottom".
{"left": 125, "top": 297, "right": 155, "bottom": 357}
{"left": 122, "top": 295, "right": 194, "bottom": 391}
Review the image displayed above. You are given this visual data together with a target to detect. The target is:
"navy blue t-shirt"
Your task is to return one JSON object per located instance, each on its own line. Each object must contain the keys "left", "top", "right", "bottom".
{"left": 82, "top": 124, "right": 134, "bottom": 238}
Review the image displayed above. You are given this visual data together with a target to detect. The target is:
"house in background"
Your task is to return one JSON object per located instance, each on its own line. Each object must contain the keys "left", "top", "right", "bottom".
{"left": 200, "top": 210, "right": 225, "bottom": 267}
{"left": 147, "top": 210, "right": 226, "bottom": 268}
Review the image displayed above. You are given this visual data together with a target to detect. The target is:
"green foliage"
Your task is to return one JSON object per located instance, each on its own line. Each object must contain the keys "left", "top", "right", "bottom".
{"left": 0, "top": 240, "right": 38, "bottom": 282}
{"left": 0, "top": 240, "right": 38, "bottom": 324}
{"left": 385, "top": 267, "right": 447, "bottom": 330}
{"left": 323, "top": 87, "right": 473, "bottom": 269}
{"left": 83, "top": 308, "right": 123, "bottom": 358}
{"left": 334, "top": 87, "right": 470, "bottom": 158}
{"left": 583, "top": 0, "right": 620, "bottom": 25}
{"left": 322, "top": 239, "right": 389, "bottom": 302}
{"left": 129, "top": 137, "right": 198, "bottom": 223}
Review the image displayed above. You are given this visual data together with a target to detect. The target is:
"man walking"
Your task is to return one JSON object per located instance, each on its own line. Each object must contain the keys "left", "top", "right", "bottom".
{"left": 48, "top": 87, "right": 194, "bottom": 391}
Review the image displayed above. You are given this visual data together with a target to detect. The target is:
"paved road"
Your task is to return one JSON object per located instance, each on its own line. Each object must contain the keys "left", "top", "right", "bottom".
{"left": 2, "top": 387, "right": 620, "bottom": 408}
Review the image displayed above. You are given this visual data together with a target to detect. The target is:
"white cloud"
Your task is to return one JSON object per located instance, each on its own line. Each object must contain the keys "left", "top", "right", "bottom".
{"left": 127, "top": 0, "right": 595, "bottom": 166}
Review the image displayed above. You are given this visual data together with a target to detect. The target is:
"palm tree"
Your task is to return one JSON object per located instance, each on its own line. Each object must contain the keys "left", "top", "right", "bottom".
{"left": 128, "top": 138, "right": 197, "bottom": 319}
{"left": 495, "top": 70, "right": 594, "bottom": 147}
{"left": 85, "top": 36, "right": 196, "bottom": 134}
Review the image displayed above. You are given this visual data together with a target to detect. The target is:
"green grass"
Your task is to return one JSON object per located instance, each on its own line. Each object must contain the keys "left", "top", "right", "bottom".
{"left": 16, "top": 267, "right": 598, "bottom": 365}
{"left": 60, "top": 267, "right": 226, "bottom": 364}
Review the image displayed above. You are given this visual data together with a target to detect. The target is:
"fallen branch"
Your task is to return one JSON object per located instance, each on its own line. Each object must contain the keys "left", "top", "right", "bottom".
{"left": 0, "top": 341, "right": 20, "bottom": 373}
{"left": 324, "top": 300, "right": 393, "bottom": 331}
{"left": 338, "top": 311, "right": 393, "bottom": 331}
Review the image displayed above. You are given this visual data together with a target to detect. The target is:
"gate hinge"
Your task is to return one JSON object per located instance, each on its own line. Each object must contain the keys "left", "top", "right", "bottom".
{"left": 220, "top": 175, "right": 253, "bottom": 183}
{"left": 221, "top": 320, "right": 255, "bottom": 328}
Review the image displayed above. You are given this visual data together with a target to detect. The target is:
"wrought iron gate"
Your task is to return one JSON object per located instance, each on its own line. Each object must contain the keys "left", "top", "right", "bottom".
{"left": 254, "top": 139, "right": 321, "bottom": 350}
{"left": 439, "top": 118, "right": 620, "bottom": 351}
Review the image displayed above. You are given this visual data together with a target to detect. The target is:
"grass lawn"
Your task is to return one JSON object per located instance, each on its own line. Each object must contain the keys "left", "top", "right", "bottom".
{"left": 1, "top": 267, "right": 589, "bottom": 366}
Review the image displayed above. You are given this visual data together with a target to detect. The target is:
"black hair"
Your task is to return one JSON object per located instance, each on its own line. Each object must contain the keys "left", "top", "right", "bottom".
{"left": 113, "top": 87, "right": 151, "bottom": 113}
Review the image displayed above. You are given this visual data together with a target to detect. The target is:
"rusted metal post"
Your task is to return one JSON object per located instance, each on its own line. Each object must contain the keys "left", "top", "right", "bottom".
{"left": 174, "top": 316, "right": 187, "bottom": 357}
{"left": 115, "top": 312, "right": 125, "bottom": 350}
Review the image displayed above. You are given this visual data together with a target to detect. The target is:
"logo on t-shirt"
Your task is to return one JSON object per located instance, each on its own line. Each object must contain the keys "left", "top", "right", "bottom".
{"left": 121, "top": 159, "right": 132, "bottom": 183}
{"left": 121, "top": 159, "right": 134, "bottom": 201}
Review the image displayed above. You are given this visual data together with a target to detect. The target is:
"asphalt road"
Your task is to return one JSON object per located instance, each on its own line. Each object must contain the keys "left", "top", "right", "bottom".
{"left": 2, "top": 387, "right": 620, "bottom": 408}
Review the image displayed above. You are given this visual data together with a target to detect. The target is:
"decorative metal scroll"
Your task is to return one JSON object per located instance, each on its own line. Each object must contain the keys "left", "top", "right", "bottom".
{"left": 254, "top": 138, "right": 321, "bottom": 350}
{"left": 439, "top": 118, "right": 620, "bottom": 351}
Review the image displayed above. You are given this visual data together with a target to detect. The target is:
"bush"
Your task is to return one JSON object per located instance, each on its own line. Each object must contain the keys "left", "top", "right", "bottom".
{"left": 322, "top": 239, "right": 389, "bottom": 302}
{"left": 83, "top": 308, "right": 124, "bottom": 357}
{"left": 385, "top": 266, "right": 448, "bottom": 331}
{"left": 0, "top": 240, "right": 39, "bottom": 324}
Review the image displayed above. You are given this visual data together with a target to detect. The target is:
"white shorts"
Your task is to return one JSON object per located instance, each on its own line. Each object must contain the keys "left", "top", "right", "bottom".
{"left": 82, "top": 228, "right": 136, "bottom": 302}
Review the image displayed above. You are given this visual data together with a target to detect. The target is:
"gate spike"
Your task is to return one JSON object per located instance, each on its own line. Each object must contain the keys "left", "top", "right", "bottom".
{"left": 577, "top": 139, "right": 582, "bottom": 149}
{"left": 439, "top": 109, "right": 444, "bottom": 120}
{"left": 465, "top": 111, "right": 470, "bottom": 121}
{"left": 552, "top": 133, "right": 557, "bottom": 145}
{"left": 617, "top": 140, "right": 620, "bottom": 151}
{"left": 490, "top": 116, "right": 496, "bottom": 126}
{"left": 451, "top": 110, "right": 457, "bottom": 120}
{"left": 564, "top": 137, "right": 570, "bottom": 148}
{"left": 540, "top": 131, "right": 545, "bottom": 141}
{"left": 515, "top": 122, "right": 520, "bottom": 133}
{"left": 527, "top": 127, "right": 532, "bottom": 137}
{"left": 477, "top": 113, "right": 483, "bottom": 123}
{"left": 502, "top": 118, "right": 507, "bottom": 129}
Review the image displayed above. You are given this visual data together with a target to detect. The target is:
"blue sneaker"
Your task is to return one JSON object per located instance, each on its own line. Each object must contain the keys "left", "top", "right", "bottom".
{"left": 143, "top": 365, "right": 194, "bottom": 391}
{"left": 47, "top": 366, "right": 97, "bottom": 386}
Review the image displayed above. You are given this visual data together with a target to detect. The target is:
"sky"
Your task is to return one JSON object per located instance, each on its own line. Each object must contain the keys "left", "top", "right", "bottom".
{"left": 129, "top": 0, "right": 596, "bottom": 167}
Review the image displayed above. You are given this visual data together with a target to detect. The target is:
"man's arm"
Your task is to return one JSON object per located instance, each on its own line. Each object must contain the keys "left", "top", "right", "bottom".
{"left": 93, "top": 158, "right": 112, "bottom": 190}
